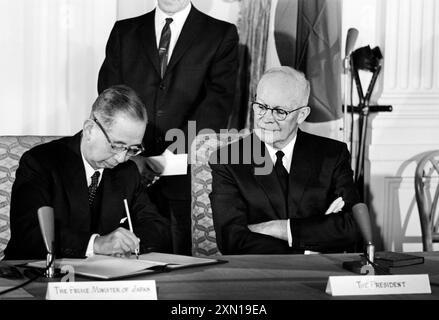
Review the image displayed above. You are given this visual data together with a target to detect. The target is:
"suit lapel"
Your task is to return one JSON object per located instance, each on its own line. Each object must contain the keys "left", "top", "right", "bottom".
{"left": 60, "top": 133, "right": 91, "bottom": 231}
{"left": 251, "top": 134, "right": 288, "bottom": 219}
{"left": 165, "top": 7, "right": 204, "bottom": 75}
{"left": 138, "top": 10, "right": 161, "bottom": 76}
{"left": 288, "top": 130, "right": 313, "bottom": 217}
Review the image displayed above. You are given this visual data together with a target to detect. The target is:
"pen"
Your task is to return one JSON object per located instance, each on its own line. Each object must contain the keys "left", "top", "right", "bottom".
{"left": 123, "top": 199, "right": 139, "bottom": 259}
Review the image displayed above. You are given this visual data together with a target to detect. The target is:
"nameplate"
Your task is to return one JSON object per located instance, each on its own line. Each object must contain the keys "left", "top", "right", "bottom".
{"left": 326, "top": 274, "right": 431, "bottom": 296}
{"left": 46, "top": 280, "right": 157, "bottom": 300}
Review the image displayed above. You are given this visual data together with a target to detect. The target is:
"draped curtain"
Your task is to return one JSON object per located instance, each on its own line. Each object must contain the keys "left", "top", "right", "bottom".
{"left": 0, "top": 0, "right": 117, "bottom": 135}
{"left": 295, "top": 0, "right": 342, "bottom": 123}
{"left": 228, "top": 0, "right": 272, "bottom": 130}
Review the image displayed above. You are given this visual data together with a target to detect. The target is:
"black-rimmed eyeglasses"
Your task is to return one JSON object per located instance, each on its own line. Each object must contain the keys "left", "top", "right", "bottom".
{"left": 92, "top": 115, "right": 144, "bottom": 157}
{"left": 252, "top": 101, "right": 306, "bottom": 121}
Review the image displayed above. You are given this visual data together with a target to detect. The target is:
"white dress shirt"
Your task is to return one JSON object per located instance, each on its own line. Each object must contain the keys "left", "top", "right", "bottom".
{"left": 155, "top": 3, "right": 192, "bottom": 63}
{"left": 81, "top": 152, "right": 104, "bottom": 257}
{"left": 264, "top": 135, "right": 297, "bottom": 247}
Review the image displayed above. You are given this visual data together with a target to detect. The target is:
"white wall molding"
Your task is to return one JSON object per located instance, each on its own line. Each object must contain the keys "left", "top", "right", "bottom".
{"left": 344, "top": 0, "right": 439, "bottom": 251}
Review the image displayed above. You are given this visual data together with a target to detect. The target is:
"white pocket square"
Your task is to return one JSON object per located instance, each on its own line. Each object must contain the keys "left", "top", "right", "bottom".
{"left": 325, "top": 197, "right": 345, "bottom": 215}
{"left": 120, "top": 217, "right": 128, "bottom": 224}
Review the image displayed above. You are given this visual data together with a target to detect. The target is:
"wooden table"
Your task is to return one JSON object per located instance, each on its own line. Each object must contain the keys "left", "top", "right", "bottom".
{"left": 2, "top": 252, "right": 439, "bottom": 300}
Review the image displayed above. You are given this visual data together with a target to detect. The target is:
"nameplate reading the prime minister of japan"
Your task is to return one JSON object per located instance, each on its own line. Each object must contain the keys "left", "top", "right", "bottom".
{"left": 46, "top": 280, "right": 157, "bottom": 300}
{"left": 326, "top": 274, "right": 431, "bottom": 296}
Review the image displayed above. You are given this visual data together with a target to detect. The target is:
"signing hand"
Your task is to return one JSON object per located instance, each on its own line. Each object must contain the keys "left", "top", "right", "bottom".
{"left": 93, "top": 227, "right": 140, "bottom": 257}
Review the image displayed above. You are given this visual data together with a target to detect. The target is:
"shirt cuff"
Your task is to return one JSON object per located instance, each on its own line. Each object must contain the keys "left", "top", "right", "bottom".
{"left": 287, "top": 218, "right": 293, "bottom": 247}
{"left": 86, "top": 234, "right": 100, "bottom": 257}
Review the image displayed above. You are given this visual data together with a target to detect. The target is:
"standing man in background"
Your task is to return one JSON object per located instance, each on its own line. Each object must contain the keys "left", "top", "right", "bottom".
{"left": 98, "top": 0, "right": 239, "bottom": 255}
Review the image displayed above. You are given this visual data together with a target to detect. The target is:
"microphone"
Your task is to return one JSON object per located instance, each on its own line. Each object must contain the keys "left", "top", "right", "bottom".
{"left": 345, "top": 28, "right": 359, "bottom": 57}
{"left": 342, "top": 203, "right": 375, "bottom": 275}
{"left": 37, "top": 206, "right": 56, "bottom": 278}
{"left": 343, "top": 28, "right": 359, "bottom": 73}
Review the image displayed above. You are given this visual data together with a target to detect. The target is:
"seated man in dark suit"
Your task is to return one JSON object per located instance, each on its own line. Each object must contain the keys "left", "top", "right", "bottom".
{"left": 209, "top": 66, "right": 363, "bottom": 254}
{"left": 5, "top": 85, "right": 172, "bottom": 259}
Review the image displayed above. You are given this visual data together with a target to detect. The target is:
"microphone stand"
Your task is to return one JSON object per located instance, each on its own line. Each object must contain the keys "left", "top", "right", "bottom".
{"left": 342, "top": 203, "right": 376, "bottom": 275}
{"left": 343, "top": 53, "right": 352, "bottom": 146}
{"left": 351, "top": 64, "right": 392, "bottom": 201}
{"left": 24, "top": 207, "right": 62, "bottom": 281}
{"left": 342, "top": 28, "right": 359, "bottom": 147}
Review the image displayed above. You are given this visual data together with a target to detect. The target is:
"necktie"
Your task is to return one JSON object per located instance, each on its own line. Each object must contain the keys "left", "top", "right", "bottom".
{"left": 88, "top": 171, "right": 100, "bottom": 207}
{"left": 158, "top": 18, "right": 173, "bottom": 78}
{"left": 274, "top": 150, "right": 289, "bottom": 195}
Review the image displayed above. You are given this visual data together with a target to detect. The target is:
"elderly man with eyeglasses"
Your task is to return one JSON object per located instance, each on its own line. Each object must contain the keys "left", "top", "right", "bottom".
{"left": 5, "top": 85, "right": 172, "bottom": 259}
{"left": 209, "top": 66, "right": 363, "bottom": 255}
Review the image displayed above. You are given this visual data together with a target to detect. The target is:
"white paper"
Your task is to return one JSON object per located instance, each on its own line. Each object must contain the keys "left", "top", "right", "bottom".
{"left": 27, "top": 255, "right": 167, "bottom": 280}
{"left": 146, "top": 149, "right": 187, "bottom": 176}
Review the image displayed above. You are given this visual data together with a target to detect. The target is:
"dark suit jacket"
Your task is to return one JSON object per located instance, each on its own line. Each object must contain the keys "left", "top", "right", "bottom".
{"left": 209, "top": 130, "right": 361, "bottom": 254}
{"left": 97, "top": 5, "right": 238, "bottom": 199}
{"left": 5, "top": 133, "right": 172, "bottom": 259}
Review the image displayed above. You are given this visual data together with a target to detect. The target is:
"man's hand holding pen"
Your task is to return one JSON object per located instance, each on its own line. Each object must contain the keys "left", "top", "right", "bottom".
{"left": 93, "top": 227, "right": 140, "bottom": 257}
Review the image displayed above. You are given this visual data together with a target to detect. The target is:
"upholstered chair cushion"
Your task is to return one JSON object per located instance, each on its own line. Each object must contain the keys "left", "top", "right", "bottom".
{"left": 190, "top": 132, "right": 249, "bottom": 256}
{"left": 0, "top": 136, "right": 59, "bottom": 259}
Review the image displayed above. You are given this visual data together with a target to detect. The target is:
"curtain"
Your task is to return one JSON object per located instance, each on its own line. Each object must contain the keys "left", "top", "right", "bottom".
{"left": 0, "top": 0, "right": 117, "bottom": 135}
{"left": 295, "top": 0, "right": 342, "bottom": 123}
{"left": 228, "top": 0, "right": 272, "bottom": 130}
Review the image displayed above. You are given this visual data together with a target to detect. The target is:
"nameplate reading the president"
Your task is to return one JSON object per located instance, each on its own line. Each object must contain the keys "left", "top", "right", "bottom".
{"left": 326, "top": 274, "right": 431, "bottom": 296}
{"left": 46, "top": 280, "right": 157, "bottom": 300}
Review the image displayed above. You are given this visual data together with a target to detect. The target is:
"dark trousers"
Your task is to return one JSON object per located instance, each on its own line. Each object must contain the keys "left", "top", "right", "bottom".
{"left": 148, "top": 180, "right": 192, "bottom": 256}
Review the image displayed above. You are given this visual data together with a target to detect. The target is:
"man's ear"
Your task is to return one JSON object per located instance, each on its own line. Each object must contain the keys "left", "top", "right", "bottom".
{"left": 82, "top": 119, "right": 94, "bottom": 140}
{"left": 297, "top": 107, "right": 311, "bottom": 124}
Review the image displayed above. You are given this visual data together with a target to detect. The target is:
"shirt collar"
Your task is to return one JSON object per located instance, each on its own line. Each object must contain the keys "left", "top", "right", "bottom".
{"left": 81, "top": 150, "right": 104, "bottom": 186}
{"left": 155, "top": 2, "right": 191, "bottom": 28}
{"left": 264, "top": 134, "right": 297, "bottom": 173}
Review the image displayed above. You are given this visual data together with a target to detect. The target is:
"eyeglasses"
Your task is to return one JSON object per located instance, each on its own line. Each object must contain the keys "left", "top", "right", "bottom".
{"left": 92, "top": 115, "right": 144, "bottom": 157}
{"left": 252, "top": 101, "right": 306, "bottom": 121}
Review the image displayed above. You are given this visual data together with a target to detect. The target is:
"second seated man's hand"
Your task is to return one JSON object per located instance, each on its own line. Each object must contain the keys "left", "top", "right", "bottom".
{"left": 93, "top": 227, "right": 140, "bottom": 257}
{"left": 248, "top": 220, "right": 289, "bottom": 241}
{"left": 130, "top": 155, "right": 162, "bottom": 187}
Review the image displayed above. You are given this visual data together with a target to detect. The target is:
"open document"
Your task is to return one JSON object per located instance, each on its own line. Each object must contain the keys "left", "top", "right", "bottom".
{"left": 26, "top": 252, "right": 225, "bottom": 280}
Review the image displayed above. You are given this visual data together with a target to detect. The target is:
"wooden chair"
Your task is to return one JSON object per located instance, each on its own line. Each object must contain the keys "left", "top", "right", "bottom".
{"left": 414, "top": 150, "right": 439, "bottom": 251}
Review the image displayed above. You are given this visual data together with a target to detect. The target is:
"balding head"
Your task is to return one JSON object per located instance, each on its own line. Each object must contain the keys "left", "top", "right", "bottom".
{"left": 257, "top": 66, "right": 310, "bottom": 108}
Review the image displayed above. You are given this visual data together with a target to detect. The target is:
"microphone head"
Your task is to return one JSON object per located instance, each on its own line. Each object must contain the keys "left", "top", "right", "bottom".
{"left": 345, "top": 28, "right": 359, "bottom": 56}
{"left": 37, "top": 206, "right": 55, "bottom": 254}
{"left": 352, "top": 203, "right": 373, "bottom": 244}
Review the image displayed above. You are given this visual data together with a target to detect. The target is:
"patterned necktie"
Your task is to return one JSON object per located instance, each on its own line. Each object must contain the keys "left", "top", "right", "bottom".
{"left": 88, "top": 171, "right": 100, "bottom": 207}
{"left": 158, "top": 18, "right": 173, "bottom": 78}
{"left": 274, "top": 150, "right": 289, "bottom": 195}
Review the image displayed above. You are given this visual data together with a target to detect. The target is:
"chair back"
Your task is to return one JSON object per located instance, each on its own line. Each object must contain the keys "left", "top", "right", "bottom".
{"left": 414, "top": 150, "right": 439, "bottom": 251}
{"left": 190, "top": 131, "right": 249, "bottom": 256}
{"left": 0, "top": 136, "right": 59, "bottom": 259}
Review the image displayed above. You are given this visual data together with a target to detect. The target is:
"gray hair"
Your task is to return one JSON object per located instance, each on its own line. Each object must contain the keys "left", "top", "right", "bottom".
{"left": 91, "top": 85, "right": 147, "bottom": 127}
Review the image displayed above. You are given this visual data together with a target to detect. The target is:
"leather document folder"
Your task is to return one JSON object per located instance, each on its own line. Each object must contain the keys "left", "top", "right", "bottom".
{"left": 374, "top": 251, "right": 424, "bottom": 268}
